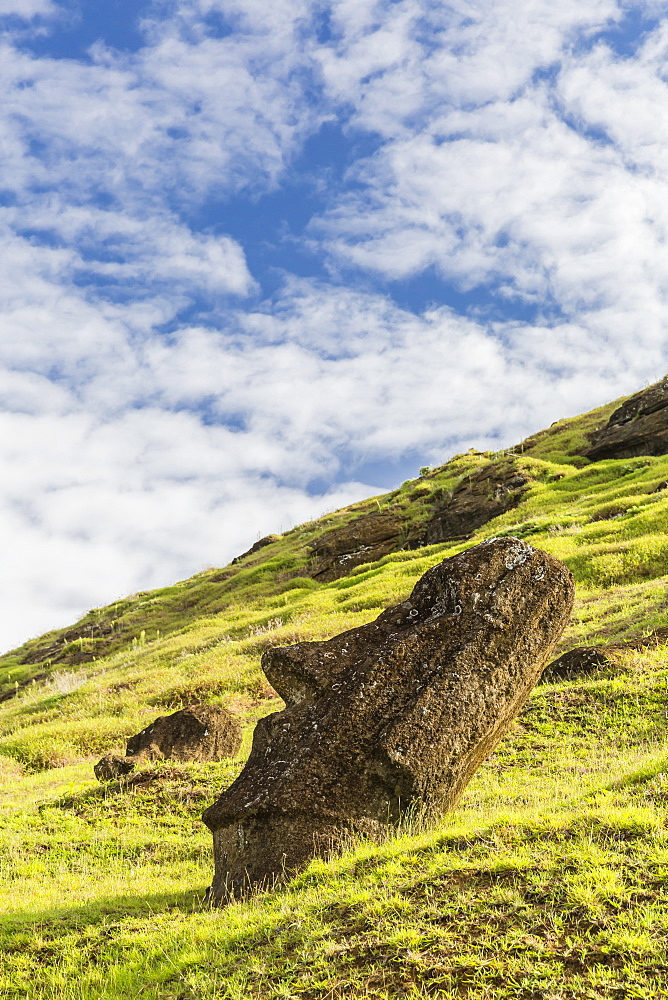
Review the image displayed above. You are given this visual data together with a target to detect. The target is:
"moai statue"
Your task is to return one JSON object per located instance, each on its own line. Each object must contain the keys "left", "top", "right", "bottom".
{"left": 203, "top": 537, "right": 574, "bottom": 902}
{"left": 94, "top": 704, "right": 241, "bottom": 781}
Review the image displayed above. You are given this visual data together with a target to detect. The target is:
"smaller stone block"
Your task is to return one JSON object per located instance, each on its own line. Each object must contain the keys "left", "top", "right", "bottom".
{"left": 125, "top": 704, "right": 242, "bottom": 763}
{"left": 94, "top": 754, "right": 136, "bottom": 782}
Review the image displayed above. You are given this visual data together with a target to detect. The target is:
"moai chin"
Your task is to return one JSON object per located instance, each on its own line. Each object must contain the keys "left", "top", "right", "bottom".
{"left": 202, "top": 537, "right": 574, "bottom": 902}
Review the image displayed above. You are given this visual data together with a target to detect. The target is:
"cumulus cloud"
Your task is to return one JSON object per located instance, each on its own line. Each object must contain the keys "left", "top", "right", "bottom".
{"left": 0, "top": 1, "right": 317, "bottom": 325}
{"left": 163, "top": 281, "right": 644, "bottom": 455}
{"left": 0, "top": 402, "right": 372, "bottom": 652}
{"left": 315, "top": 0, "right": 619, "bottom": 132}
{"left": 2, "top": 1, "right": 668, "bottom": 653}
{"left": 0, "top": 0, "right": 318, "bottom": 205}
{"left": 313, "top": 1, "right": 668, "bottom": 360}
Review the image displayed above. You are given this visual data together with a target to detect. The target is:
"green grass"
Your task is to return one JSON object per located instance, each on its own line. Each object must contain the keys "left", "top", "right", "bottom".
{"left": 3, "top": 385, "right": 668, "bottom": 998}
{"left": 3, "top": 646, "right": 668, "bottom": 998}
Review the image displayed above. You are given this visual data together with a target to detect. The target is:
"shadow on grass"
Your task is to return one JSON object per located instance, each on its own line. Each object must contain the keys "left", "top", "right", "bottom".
{"left": 2, "top": 798, "right": 664, "bottom": 950}
{"left": 0, "top": 885, "right": 211, "bottom": 934}
{"left": 0, "top": 818, "right": 508, "bottom": 939}
{"left": 53, "top": 759, "right": 240, "bottom": 813}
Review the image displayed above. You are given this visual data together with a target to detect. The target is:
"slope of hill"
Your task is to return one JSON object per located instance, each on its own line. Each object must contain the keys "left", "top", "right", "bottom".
{"left": 2, "top": 380, "right": 668, "bottom": 998}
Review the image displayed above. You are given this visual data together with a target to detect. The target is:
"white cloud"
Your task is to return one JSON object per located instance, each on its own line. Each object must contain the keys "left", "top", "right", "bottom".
{"left": 0, "top": 0, "right": 55, "bottom": 15}
{"left": 142, "top": 281, "right": 660, "bottom": 467}
{"left": 2, "top": 1, "right": 668, "bottom": 656}
{"left": 0, "top": 383, "right": 377, "bottom": 652}
{"left": 315, "top": 0, "right": 620, "bottom": 135}
{"left": 1, "top": 265, "right": 664, "bottom": 655}
{"left": 312, "top": 6, "right": 668, "bottom": 363}
{"left": 558, "top": 34, "right": 668, "bottom": 177}
{"left": 0, "top": 5, "right": 315, "bottom": 323}
{"left": 0, "top": 0, "right": 320, "bottom": 206}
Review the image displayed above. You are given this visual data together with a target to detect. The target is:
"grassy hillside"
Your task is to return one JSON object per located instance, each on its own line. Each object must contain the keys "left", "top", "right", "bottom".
{"left": 2, "top": 387, "right": 668, "bottom": 998}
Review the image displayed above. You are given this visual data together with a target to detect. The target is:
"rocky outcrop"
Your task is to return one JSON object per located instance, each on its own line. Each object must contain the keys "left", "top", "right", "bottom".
{"left": 418, "top": 460, "right": 530, "bottom": 546}
{"left": 541, "top": 646, "right": 613, "bottom": 681}
{"left": 94, "top": 704, "right": 241, "bottom": 782}
{"left": 308, "top": 512, "right": 404, "bottom": 582}
{"left": 19, "top": 620, "right": 115, "bottom": 667}
{"left": 307, "top": 460, "right": 531, "bottom": 583}
{"left": 232, "top": 535, "right": 280, "bottom": 565}
{"left": 202, "top": 537, "right": 574, "bottom": 903}
{"left": 125, "top": 703, "right": 241, "bottom": 761}
{"left": 582, "top": 375, "right": 668, "bottom": 461}
{"left": 94, "top": 754, "right": 137, "bottom": 782}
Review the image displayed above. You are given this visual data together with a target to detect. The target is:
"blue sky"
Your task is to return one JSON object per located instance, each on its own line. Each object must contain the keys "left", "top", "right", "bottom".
{"left": 2, "top": 0, "right": 668, "bottom": 652}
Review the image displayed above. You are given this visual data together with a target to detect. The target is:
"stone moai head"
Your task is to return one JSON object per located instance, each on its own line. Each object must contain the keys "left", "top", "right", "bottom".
{"left": 94, "top": 705, "right": 242, "bottom": 783}
{"left": 202, "top": 537, "right": 574, "bottom": 902}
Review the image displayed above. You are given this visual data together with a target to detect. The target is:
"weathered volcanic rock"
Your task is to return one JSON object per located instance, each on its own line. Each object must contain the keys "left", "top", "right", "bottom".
{"left": 306, "top": 460, "right": 531, "bottom": 583}
{"left": 94, "top": 704, "right": 242, "bottom": 782}
{"left": 202, "top": 537, "right": 574, "bottom": 902}
{"left": 94, "top": 753, "right": 136, "bottom": 782}
{"left": 232, "top": 534, "right": 280, "bottom": 564}
{"left": 19, "top": 620, "right": 115, "bottom": 668}
{"left": 419, "top": 460, "right": 530, "bottom": 546}
{"left": 126, "top": 704, "right": 242, "bottom": 762}
{"left": 541, "top": 646, "right": 613, "bottom": 681}
{"left": 308, "top": 512, "right": 404, "bottom": 582}
{"left": 542, "top": 626, "right": 668, "bottom": 681}
{"left": 583, "top": 374, "right": 668, "bottom": 461}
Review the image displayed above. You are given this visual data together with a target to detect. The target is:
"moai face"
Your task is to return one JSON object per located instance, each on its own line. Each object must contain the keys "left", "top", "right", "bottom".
{"left": 203, "top": 537, "right": 574, "bottom": 902}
